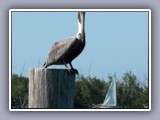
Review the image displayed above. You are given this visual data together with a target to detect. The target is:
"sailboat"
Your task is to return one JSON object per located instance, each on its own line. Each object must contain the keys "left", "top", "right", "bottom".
{"left": 92, "top": 78, "right": 117, "bottom": 108}
{"left": 102, "top": 78, "right": 117, "bottom": 107}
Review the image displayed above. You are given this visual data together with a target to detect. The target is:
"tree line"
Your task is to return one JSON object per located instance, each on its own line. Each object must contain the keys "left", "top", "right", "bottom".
{"left": 11, "top": 71, "right": 149, "bottom": 109}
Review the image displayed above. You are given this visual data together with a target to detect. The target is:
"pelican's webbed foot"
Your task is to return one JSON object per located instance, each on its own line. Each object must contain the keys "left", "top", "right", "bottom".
{"left": 67, "top": 62, "right": 79, "bottom": 75}
{"left": 71, "top": 68, "right": 79, "bottom": 75}
{"left": 67, "top": 68, "right": 79, "bottom": 75}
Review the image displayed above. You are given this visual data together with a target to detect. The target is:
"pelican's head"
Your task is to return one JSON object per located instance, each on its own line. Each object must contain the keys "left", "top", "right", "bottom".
{"left": 77, "top": 12, "right": 85, "bottom": 24}
{"left": 77, "top": 12, "right": 85, "bottom": 38}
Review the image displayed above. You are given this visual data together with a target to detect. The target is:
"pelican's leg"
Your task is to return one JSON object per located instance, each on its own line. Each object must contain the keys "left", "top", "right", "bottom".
{"left": 69, "top": 62, "right": 79, "bottom": 75}
{"left": 62, "top": 59, "right": 69, "bottom": 69}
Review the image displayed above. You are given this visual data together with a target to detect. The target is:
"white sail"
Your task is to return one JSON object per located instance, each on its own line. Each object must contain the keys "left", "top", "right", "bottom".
{"left": 102, "top": 78, "right": 117, "bottom": 107}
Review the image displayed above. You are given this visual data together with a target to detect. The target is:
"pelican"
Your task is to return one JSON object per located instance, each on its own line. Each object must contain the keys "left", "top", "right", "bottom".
{"left": 43, "top": 12, "right": 85, "bottom": 75}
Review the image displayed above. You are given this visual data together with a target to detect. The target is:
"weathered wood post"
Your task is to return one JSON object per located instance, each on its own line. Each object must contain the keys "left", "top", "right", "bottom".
{"left": 28, "top": 68, "right": 75, "bottom": 108}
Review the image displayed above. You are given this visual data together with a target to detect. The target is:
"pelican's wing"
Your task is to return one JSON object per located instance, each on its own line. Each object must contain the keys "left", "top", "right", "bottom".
{"left": 44, "top": 36, "right": 80, "bottom": 66}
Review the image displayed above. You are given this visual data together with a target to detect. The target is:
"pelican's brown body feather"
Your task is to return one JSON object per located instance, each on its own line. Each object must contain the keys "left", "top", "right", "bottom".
{"left": 43, "top": 35, "right": 85, "bottom": 68}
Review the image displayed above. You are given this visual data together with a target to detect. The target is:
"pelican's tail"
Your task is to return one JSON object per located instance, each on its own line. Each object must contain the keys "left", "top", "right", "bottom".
{"left": 43, "top": 62, "right": 47, "bottom": 68}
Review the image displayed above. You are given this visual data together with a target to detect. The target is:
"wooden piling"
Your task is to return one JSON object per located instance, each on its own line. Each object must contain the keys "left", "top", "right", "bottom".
{"left": 28, "top": 68, "right": 75, "bottom": 109}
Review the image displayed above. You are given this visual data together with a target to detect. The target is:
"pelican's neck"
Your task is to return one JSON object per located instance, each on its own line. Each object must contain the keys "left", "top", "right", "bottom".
{"left": 77, "top": 20, "right": 82, "bottom": 35}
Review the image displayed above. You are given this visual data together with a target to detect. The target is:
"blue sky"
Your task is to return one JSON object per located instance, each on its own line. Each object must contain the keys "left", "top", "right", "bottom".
{"left": 12, "top": 11, "right": 149, "bottom": 81}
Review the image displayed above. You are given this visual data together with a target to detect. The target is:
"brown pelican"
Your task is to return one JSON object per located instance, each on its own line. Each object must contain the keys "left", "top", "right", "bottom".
{"left": 43, "top": 12, "right": 85, "bottom": 75}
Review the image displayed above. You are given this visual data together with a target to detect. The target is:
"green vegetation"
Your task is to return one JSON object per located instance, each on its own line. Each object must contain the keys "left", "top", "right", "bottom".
{"left": 75, "top": 72, "right": 148, "bottom": 108}
{"left": 74, "top": 76, "right": 107, "bottom": 108}
{"left": 12, "top": 74, "right": 28, "bottom": 108}
{"left": 11, "top": 71, "right": 149, "bottom": 109}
